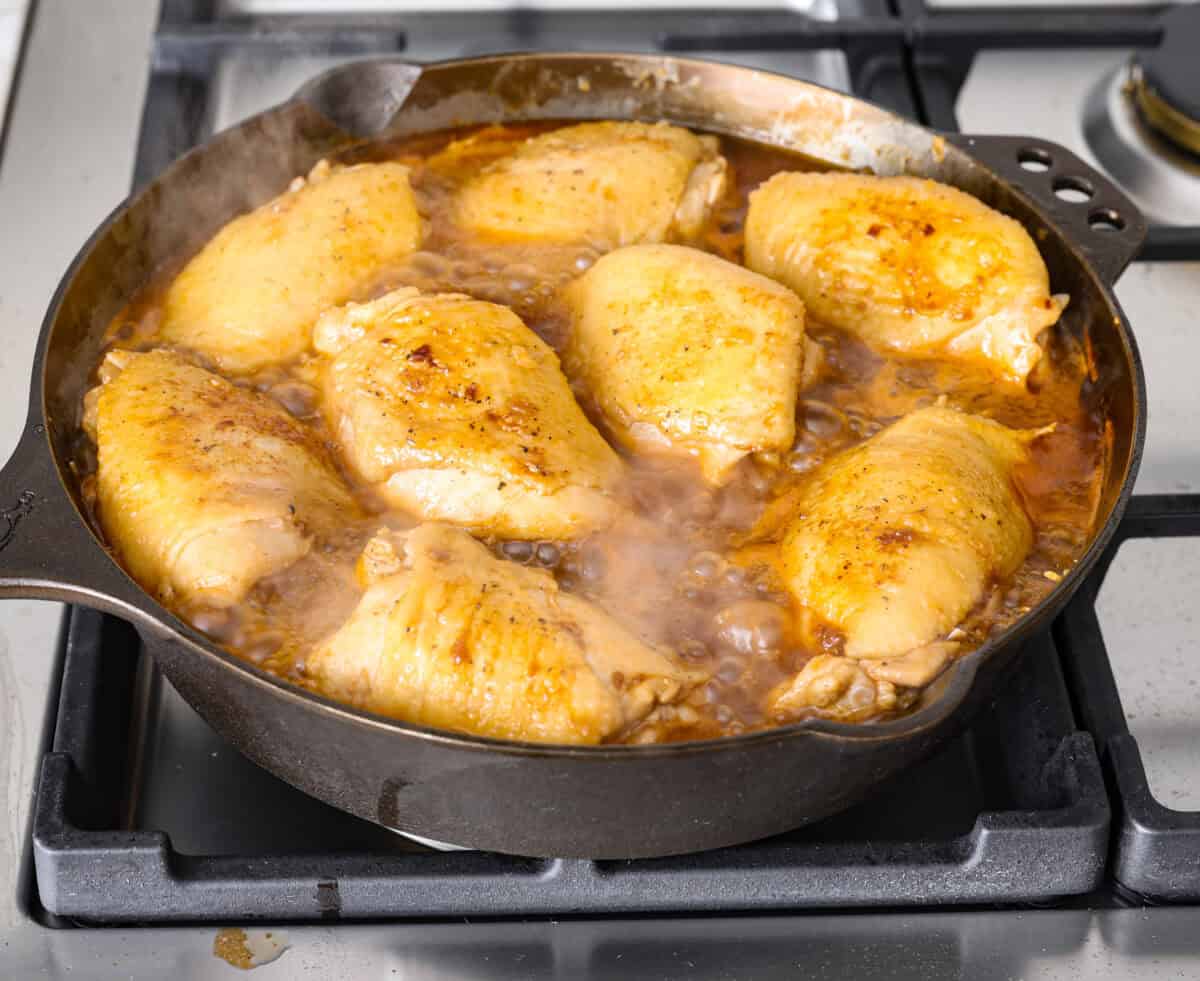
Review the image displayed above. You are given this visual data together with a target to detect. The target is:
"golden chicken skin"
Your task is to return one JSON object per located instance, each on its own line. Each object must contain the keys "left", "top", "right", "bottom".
{"left": 765, "top": 405, "right": 1038, "bottom": 719}
{"left": 313, "top": 287, "right": 624, "bottom": 540}
{"left": 771, "top": 655, "right": 906, "bottom": 724}
{"left": 309, "top": 524, "right": 701, "bottom": 744}
{"left": 159, "top": 160, "right": 422, "bottom": 375}
{"left": 448, "top": 121, "right": 728, "bottom": 248}
{"left": 745, "top": 172, "right": 1067, "bottom": 383}
{"left": 562, "top": 244, "right": 807, "bottom": 484}
{"left": 83, "top": 350, "right": 359, "bottom": 610}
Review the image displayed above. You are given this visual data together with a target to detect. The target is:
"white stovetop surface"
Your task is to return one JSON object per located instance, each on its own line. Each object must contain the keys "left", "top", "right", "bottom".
{"left": 0, "top": 0, "right": 30, "bottom": 131}
{"left": 227, "top": 0, "right": 1176, "bottom": 7}
{"left": 2, "top": 3, "right": 1200, "bottom": 978}
{"left": 223, "top": 0, "right": 812, "bottom": 9}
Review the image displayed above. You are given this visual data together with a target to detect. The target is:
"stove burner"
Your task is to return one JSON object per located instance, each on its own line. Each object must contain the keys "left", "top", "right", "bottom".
{"left": 1082, "top": 63, "right": 1200, "bottom": 227}
{"left": 1129, "top": 7, "right": 1200, "bottom": 158}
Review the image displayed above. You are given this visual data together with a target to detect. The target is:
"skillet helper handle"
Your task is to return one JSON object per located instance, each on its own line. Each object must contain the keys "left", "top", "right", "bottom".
{"left": 0, "top": 420, "right": 144, "bottom": 615}
{"left": 945, "top": 133, "right": 1147, "bottom": 285}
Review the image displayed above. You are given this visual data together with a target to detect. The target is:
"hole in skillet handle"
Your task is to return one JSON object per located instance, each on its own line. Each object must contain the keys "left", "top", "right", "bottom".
{"left": 1018, "top": 147, "right": 1053, "bottom": 172}
{"left": 943, "top": 134, "right": 1147, "bottom": 285}
{"left": 1089, "top": 208, "right": 1126, "bottom": 232}
{"left": 1053, "top": 175, "right": 1095, "bottom": 203}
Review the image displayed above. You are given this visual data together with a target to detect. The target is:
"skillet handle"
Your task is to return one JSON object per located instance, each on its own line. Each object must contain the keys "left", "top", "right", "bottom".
{"left": 945, "top": 133, "right": 1147, "bottom": 285}
{"left": 0, "top": 419, "right": 148, "bottom": 618}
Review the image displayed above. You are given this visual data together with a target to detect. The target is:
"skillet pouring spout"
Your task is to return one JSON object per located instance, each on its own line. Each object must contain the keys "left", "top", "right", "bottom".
{"left": 0, "top": 52, "right": 1146, "bottom": 857}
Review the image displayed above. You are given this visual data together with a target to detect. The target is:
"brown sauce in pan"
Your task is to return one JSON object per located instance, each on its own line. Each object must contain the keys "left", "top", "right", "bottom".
{"left": 87, "top": 123, "right": 1105, "bottom": 743}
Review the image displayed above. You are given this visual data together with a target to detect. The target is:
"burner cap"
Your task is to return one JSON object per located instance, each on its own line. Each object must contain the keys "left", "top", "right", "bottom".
{"left": 1131, "top": 7, "right": 1200, "bottom": 155}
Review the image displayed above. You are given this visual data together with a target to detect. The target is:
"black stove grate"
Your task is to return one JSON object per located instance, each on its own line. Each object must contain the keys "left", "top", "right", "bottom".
{"left": 1057, "top": 494, "right": 1200, "bottom": 902}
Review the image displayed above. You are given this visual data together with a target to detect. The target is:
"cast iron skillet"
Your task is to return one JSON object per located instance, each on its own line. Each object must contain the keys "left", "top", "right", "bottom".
{"left": 0, "top": 54, "right": 1147, "bottom": 858}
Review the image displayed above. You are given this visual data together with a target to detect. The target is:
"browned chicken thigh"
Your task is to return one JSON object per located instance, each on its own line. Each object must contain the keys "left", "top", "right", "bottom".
{"left": 448, "top": 121, "right": 728, "bottom": 248}
{"left": 159, "top": 160, "right": 422, "bottom": 374}
{"left": 563, "top": 244, "right": 807, "bottom": 484}
{"left": 313, "top": 287, "right": 625, "bottom": 539}
{"left": 768, "top": 405, "right": 1039, "bottom": 720}
{"left": 84, "top": 350, "right": 358, "bottom": 609}
{"left": 745, "top": 172, "right": 1067, "bottom": 383}
{"left": 309, "top": 524, "right": 702, "bottom": 744}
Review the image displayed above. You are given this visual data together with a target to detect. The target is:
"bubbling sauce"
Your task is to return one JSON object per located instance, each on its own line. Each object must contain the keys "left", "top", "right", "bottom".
{"left": 88, "top": 123, "right": 1105, "bottom": 744}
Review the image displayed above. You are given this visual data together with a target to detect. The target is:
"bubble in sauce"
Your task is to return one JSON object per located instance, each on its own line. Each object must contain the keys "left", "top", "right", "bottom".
{"left": 500, "top": 540, "right": 534, "bottom": 563}
{"left": 270, "top": 381, "right": 319, "bottom": 418}
{"left": 534, "top": 542, "right": 561, "bottom": 568}
{"left": 716, "top": 659, "right": 743, "bottom": 684}
{"left": 713, "top": 600, "right": 788, "bottom": 656}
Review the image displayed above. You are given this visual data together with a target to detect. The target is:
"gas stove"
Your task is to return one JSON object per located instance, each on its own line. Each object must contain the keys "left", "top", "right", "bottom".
{"left": 3, "top": 1, "right": 1200, "bottom": 977}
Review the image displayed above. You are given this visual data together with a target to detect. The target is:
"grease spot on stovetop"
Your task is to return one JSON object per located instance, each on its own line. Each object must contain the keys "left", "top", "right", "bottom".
{"left": 213, "top": 927, "right": 290, "bottom": 970}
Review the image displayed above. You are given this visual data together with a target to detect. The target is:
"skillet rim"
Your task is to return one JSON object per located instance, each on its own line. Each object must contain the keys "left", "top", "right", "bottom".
{"left": 33, "top": 50, "right": 1147, "bottom": 760}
